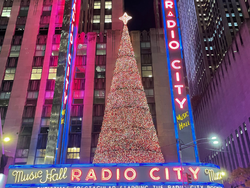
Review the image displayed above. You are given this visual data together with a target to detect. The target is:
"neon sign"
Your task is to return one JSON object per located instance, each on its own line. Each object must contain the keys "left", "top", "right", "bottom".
{"left": 161, "top": 0, "right": 199, "bottom": 162}
{"left": 6, "top": 163, "right": 223, "bottom": 187}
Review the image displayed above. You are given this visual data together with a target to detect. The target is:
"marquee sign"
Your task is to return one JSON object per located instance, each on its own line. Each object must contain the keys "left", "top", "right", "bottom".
{"left": 161, "top": 0, "right": 199, "bottom": 162}
{"left": 6, "top": 163, "right": 223, "bottom": 187}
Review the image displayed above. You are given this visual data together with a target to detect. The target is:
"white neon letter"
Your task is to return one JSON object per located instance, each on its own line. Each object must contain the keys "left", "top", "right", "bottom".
{"left": 149, "top": 168, "right": 160, "bottom": 180}
{"left": 174, "top": 85, "right": 184, "bottom": 95}
{"left": 165, "top": 1, "right": 174, "bottom": 9}
{"left": 171, "top": 60, "right": 181, "bottom": 69}
{"left": 175, "top": 98, "right": 187, "bottom": 109}
{"left": 173, "top": 167, "right": 182, "bottom": 180}
{"left": 189, "top": 167, "right": 200, "bottom": 180}
{"left": 167, "top": 20, "right": 176, "bottom": 28}
{"left": 169, "top": 41, "right": 180, "bottom": 49}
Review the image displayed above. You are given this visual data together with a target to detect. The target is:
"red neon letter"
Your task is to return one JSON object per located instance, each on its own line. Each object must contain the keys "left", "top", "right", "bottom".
{"left": 165, "top": 1, "right": 174, "bottom": 9}
{"left": 171, "top": 60, "right": 181, "bottom": 69}
{"left": 167, "top": 20, "right": 176, "bottom": 28}
{"left": 165, "top": 168, "right": 170, "bottom": 180}
{"left": 169, "top": 41, "right": 180, "bottom": 49}
{"left": 175, "top": 98, "right": 187, "bottom": 109}
{"left": 149, "top": 168, "right": 160, "bottom": 180}
{"left": 116, "top": 168, "right": 120, "bottom": 180}
{"left": 176, "top": 72, "right": 180, "bottom": 81}
{"left": 174, "top": 85, "right": 184, "bottom": 95}
{"left": 71, "top": 169, "right": 82, "bottom": 181}
{"left": 124, "top": 168, "right": 136, "bottom": 181}
{"left": 85, "top": 168, "right": 97, "bottom": 181}
{"left": 102, "top": 168, "right": 112, "bottom": 181}
{"left": 188, "top": 167, "right": 200, "bottom": 180}
{"left": 173, "top": 167, "right": 182, "bottom": 180}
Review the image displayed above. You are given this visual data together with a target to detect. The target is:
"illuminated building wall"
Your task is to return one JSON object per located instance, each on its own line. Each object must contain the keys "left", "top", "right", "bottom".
{"left": 193, "top": 20, "right": 250, "bottom": 175}
{"left": 178, "top": 0, "right": 249, "bottom": 99}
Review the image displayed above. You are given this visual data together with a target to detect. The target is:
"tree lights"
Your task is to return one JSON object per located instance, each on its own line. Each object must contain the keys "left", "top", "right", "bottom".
{"left": 93, "top": 13, "right": 165, "bottom": 163}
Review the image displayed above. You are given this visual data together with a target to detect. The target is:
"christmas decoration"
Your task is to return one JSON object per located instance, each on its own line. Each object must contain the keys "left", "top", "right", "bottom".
{"left": 93, "top": 13, "right": 165, "bottom": 163}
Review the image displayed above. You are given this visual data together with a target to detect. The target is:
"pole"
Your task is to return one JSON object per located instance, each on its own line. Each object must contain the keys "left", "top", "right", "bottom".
{"left": 178, "top": 139, "right": 185, "bottom": 188}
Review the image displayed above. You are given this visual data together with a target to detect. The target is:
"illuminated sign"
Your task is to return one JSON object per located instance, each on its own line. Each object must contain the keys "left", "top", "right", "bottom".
{"left": 161, "top": 0, "right": 199, "bottom": 162}
{"left": 5, "top": 163, "right": 223, "bottom": 187}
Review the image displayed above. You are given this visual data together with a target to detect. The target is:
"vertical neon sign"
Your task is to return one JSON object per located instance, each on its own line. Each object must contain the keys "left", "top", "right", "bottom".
{"left": 56, "top": 0, "right": 78, "bottom": 163}
{"left": 161, "top": 0, "right": 199, "bottom": 162}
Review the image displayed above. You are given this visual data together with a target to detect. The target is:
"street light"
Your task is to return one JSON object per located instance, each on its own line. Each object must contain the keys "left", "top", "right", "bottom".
{"left": 3, "top": 137, "right": 10, "bottom": 143}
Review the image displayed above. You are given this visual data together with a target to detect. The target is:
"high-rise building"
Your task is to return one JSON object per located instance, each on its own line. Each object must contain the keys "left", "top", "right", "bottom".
{"left": 178, "top": 0, "right": 249, "bottom": 98}
{"left": 0, "top": 0, "right": 185, "bottom": 175}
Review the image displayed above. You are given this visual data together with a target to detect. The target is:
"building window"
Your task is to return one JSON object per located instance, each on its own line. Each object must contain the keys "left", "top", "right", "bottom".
{"left": 73, "top": 91, "right": 84, "bottom": 99}
{"left": 1, "top": 7, "right": 11, "bottom": 17}
{"left": 94, "top": 90, "right": 105, "bottom": 98}
{"left": 45, "top": 91, "right": 54, "bottom": 99}
{"left": 94, "top": 2, "right": 101, "bottom": 9}
{"left": 27, "top": 91, "right": 38, "bottom": 99}
{"left": 31, "top": 68, "right": 42, "bottom": 80}
{"left": 142, "top": 66, "right": 153, "bottom": 77}
{"left": 105, "top": 15, "right": 112, "bottom": 23}
{"left": 141, "top": 42, "right": 150, "bottom": 48}
{"left": 67, "top": 147, "right": 80, "bottom": 159}
{"left": 95, "top": 66, "right": 105, "bottom": 78}
{"left": 0, "top": 92, "right": 10, "bottom": 99}
{"left": 105, "top": 1, "right": 112, "bottom": 9}
{"left": 96, "top": 43, "right": 106, "bottom": 55}
{"left": 9, "top": 45, "right": 21, "bottom": 57}
{"left": 41, "top": 118, "right": 50, "bottom": 127}
{"left": 144, "top": 89, "right": 154, "bottom": 97}
{"left": 35, "top": 45, "right": 46, "bottom": 56}
{"left": 75, "top": 67, "right": 85, "bottom": 79}
{"left": 43, "top": 6, "right": 52, "bottom": 11}
{"left": 93, "top": 15, "right": 100, "bottom": 23}
{"left": 4, "top": 68, "right": 16, "bottom": 80}
{"left": 48, "top": 67, "right": 57, "bottom": 80}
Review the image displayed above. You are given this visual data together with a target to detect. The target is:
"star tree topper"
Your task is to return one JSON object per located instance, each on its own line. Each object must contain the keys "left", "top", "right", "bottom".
{"left": 119, "top": 12, "right": 132, "bottom": 25}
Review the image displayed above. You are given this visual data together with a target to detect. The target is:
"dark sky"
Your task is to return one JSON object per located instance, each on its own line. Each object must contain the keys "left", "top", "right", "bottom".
{"left": 124, "top": 0, "right": 156, "bottom": 31}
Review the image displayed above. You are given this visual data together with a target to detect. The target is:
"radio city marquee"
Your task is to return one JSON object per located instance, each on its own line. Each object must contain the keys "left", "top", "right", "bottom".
{"left": 6, "top": 163, "right": 223, "bottom": 188}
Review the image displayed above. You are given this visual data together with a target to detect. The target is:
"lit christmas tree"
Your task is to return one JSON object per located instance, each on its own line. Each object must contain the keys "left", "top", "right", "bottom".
{"left": 93, "top": 13, "right": 165, "bottom": 163}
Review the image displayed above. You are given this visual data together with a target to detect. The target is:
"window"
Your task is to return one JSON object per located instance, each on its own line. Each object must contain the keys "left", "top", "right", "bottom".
{"left": 31, "top": 68, "right": 42, "bottom": 80}
{"left": 95, "top": 66, "right": 105, "bottom": 78}
{"left": 67, "top": 147, "right": 80, "bottom": 159}
{"left": 41, "top": 118, "right": 50, "bottom": 126}
{"left": 73, "top": 91, "right": 84, "bottom": 99}
{"left": 142, "top": 66, "right": 153, "bottom": 77}
{"left": 96, "top": 44, "right": 106, "bottom": 55}
{"left": 94, "top": 90, "right": 105, "bottom": 98}
{"left": 27, "top": 91, "right": 38, "bottom": 99}
{"left": 93, "top": 15, "right": 100, "bottom": 23}
{"left": 94, "top": 2, "right": 101, "bottom": 9}
{"left": 48, "top": 67, "right": 57, "bottom": 79}
{"left": 45, "top": 91, "right": 54, "bottom": 99}
{"left": 1, "top": 7, "right": 11, "bottom": 17}
{"left": 4, "top": 68, "right": 16, "bottom": 80}
{"left": 75, "top": 67, "right": 85, "bottom": 79}
{"left": 0, "top": 92, "right": 10, "bottom": 99}
{"left": 144, "top": 89, "right": 154, "bottom": 97}
{"left": 35, "top": 45, "right": 46, "bottom": 56}
{"left": 105, "top": 15, "right": 112, "bottom": 23}
{"left": 105, "top": 1, "right": 112, "bottom": 9}
{"left": 10, "top": 45, "right": 21, "bottom": 57}
{"left": 141, "top": 42, "right": 150, "bottom": 48}
{"left": 43, "top": 6, "right": 52, "bottom": 11}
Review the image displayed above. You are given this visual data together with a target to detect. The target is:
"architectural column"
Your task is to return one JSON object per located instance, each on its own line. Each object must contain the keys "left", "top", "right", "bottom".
{"left": 27, "top": 0, "right": 58, "bottom": 164}
{"left": 80, "top": 32, "right": 97, "bottom": 163}
{"left": 150, "top": 28, "right": 178, "bottom": 162}
{"left": 131, "top": 31, "right": 141, "bottom": 76}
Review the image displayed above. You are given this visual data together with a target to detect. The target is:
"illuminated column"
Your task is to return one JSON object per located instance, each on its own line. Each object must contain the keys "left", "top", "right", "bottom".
{"left": 2, "top": 0, "right": 42, "bottom": 164}
{"left": 80, "top": 32, "right": 97, "bottom": 163}
{"left": 111, "top": 0, "right": 123, "bottom": 30}
{"left": 27, "top": 0, "right": 59, "bottom": 164}
{"left": 130, "top": 31, "right": 142, "bottom": 76}
{"left": 161, "top": 0, "right": 199, "bottom": 162}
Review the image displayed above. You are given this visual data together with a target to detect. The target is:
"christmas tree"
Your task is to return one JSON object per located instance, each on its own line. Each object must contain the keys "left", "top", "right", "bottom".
{"left": 93, "top": 13, "right": 165, "bottom": 163}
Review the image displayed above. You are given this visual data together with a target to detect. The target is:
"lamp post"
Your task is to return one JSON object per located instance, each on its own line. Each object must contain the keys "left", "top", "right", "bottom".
{"left": 177, "top": 136, "right": 220, "bottom": 187}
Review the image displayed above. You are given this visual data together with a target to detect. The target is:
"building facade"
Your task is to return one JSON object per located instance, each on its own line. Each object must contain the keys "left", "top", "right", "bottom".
{"left": 194, "top": 19, "right": 250, "bottom": 174}
{"left": 0, "top": 0, "right": 182, "bottom": 176}
{"left": 178, "top": 0, "right": 250, "bottom": 98}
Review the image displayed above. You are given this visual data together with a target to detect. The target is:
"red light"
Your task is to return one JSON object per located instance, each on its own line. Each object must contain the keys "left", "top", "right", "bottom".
{"left": 85, "top": 168, "right": 97, "bottom": 181}
{"left": 174, "top": 85, "right": 184, "bottom": 95}
{"left": 101, "top": 168, "right": 112, "bottom": 181}
{"left": 167, "top": 20, "right": 176, "bottom": 28}
{"left": 169, "top": 41, "right": 180, "bottom": 50}
{"left": 165, "top": 1, "right": 174, "bottom": 9}
{"left": 189, "top": 167, "right": 200, "bottom": 180}
{"left": 124, "top": 168, "right": 136, "bottom": 181}
{"left": 173, "top": 167, "right": 182, "bottom": 180}
{"left": 175, "top": 98, "right": 187, "bottom": 109}
{"left": 71, "top": 169, "right": 82, "bottom": 181}
{"left": 149, "top": 167, "right": 160, "bottom": 180}
{"left": 171, "top": 60, "right": 181, "bottom": 69}
{"left": 165, "top": 168, "right": 170, "bottom": 180}
{"left": 176, "top": 72, "right": 180, "bottom": 81}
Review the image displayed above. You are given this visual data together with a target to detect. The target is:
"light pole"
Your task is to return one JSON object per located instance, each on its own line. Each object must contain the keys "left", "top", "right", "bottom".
{"left": 177, "top": 136, "right": 220, "bottom": 187}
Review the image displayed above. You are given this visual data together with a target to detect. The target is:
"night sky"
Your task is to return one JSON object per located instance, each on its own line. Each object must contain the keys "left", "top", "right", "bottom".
{"left": 124, "top": 0, "right": 156, "bottom": 31}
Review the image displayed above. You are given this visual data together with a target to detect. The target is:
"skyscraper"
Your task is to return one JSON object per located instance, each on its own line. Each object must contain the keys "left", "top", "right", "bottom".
{"left": 178, "top": 0, "right": 248, "bottom": 98}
